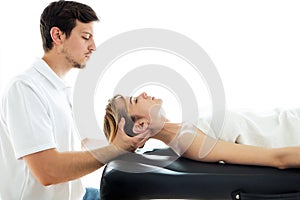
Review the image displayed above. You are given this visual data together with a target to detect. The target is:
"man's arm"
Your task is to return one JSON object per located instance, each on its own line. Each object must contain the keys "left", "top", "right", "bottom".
{"left": 24, "top": 147, "right": 107, "bottom": 186}
{"left": 24, "top": 118, "right": 151, "bottom": 186}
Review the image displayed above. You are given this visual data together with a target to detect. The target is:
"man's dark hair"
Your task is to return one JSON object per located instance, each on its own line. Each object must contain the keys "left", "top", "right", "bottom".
{"left": 40, "top": 0, "right": 99, "bottom": 52}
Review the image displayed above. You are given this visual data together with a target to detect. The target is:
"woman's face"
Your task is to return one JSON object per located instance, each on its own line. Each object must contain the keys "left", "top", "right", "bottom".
{"left": 126, "top": 92, "right": 163, "bottom": 123}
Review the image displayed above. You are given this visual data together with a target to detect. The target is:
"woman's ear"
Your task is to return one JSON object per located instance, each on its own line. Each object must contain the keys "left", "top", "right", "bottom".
{"left": 132, "top": 118, "right": 149, "bottom": 134}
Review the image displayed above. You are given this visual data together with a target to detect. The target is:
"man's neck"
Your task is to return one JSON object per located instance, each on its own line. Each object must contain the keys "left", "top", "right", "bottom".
{"left": 42, "top": 53, "right": 72, "bottom": 78}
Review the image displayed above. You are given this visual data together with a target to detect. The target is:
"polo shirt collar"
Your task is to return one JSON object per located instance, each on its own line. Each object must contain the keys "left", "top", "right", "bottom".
{"left": 33, "top": 58, "right": 70, "bottom": 90}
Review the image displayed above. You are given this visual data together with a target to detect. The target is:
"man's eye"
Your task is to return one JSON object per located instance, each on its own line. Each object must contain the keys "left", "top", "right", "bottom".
{"left": 82, "top": 36, "right": 89, "bottom": 40}
{"left": 135, "top": 98, "right": 138, "bottom": 103}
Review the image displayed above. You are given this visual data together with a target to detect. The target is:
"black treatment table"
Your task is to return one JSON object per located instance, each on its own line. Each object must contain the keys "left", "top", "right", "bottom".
{"left": 100, "top": 148, "right": 300, "bottom": 200}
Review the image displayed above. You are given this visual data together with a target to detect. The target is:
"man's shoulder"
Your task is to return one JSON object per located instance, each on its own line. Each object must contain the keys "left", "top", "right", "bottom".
{"left": 9, "top": 68, "right": 38, "bottom": 87}
{"left": 3, "top": 65, "right": 47, "bottom": 98}
{"left": 13, "top": 58, "right": 48, "bottom": 82}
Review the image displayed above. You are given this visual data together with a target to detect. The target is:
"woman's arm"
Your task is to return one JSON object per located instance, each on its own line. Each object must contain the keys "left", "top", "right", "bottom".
{"left": 153, "top": 122, "right": 300, "bottom": 169}
{"left": 182, "top": 128, "right": 300, "bottom": 169}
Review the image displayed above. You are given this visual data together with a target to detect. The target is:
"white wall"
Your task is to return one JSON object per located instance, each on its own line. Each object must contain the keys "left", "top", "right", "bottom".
{"left": 1, "top": 1, "right": 300, "bottom": 107}
{"left": 1, "top": 0, "right": 300, "bottom": 188}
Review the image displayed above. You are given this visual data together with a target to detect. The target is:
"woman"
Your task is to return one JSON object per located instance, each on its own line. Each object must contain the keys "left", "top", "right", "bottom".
{"left": 104, "top": 92, "right": 300, "bottom": 169}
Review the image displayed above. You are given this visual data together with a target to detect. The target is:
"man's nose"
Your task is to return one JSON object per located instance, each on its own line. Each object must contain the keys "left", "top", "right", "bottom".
{"left": 89, "top": 38, "right": 96, "bottom": 51}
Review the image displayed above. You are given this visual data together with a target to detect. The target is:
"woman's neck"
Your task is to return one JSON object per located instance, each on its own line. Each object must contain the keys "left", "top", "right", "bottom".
{"left": 152, "top": 122, "right": 181, "bottom": 145}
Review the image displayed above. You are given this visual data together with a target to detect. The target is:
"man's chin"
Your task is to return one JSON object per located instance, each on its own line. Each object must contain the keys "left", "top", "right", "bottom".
{"left": 73, "top": 63, "right": 86, "bottom": 69}
{"left": 79, "top": 64, "right": 86, "bottom": 69}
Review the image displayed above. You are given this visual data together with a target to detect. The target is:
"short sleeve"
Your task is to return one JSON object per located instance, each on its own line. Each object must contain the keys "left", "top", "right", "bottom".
{"left": 4, "top": 80, "right": 56, "bottom": 159}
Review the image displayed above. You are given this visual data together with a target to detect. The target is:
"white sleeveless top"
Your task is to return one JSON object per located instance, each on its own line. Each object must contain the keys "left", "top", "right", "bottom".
{"left": 197, "top": 108, "right": 300, "bottom": 148}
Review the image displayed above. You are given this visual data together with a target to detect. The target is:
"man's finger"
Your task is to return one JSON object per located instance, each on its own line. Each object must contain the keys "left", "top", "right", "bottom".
{"left": 135, "top": 130, "right": 152, "bottom": 146}
{"left": 134, "top": 129, "right": 151, "bottom": 139}
{"left": 118, "top": 117, "right": 125, "bottom": 131}
{"left": 137, "top": 134, "right": 151, "bottom": 147}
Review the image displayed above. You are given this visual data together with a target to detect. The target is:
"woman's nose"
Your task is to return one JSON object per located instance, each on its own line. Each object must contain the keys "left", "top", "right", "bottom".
{"left": 143, "top": 92, "right": 148, "bottom": 98}
{"left": 139, "top": 92, "right": 148, "bottom": 99}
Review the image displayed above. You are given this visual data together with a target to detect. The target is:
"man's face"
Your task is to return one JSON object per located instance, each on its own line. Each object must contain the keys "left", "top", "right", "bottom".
{"left": 62, "top": 20, "right": 96, "bottom": 69}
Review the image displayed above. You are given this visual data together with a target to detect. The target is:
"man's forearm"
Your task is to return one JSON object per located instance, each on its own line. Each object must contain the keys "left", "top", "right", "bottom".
{"left": 24, "top": 145, "right": 125, "bottom": 186}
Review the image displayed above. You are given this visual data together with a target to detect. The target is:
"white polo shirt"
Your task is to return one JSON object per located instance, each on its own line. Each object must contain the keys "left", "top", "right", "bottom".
{"left": 0, "top": 58, "right": 84, "bottom": 200}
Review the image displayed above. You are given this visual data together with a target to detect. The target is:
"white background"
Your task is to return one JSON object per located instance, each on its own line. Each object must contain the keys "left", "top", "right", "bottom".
{"left": 1, "top": 0, "right": 300, "bottom": 188}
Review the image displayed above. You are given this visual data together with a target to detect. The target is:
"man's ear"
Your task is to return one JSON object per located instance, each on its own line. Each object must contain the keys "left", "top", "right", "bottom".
{"left": 132, "top": 118, "right": 149, "bottom": 134}
{"left": 50, "top": 27, "right": 65, "bottom": 45}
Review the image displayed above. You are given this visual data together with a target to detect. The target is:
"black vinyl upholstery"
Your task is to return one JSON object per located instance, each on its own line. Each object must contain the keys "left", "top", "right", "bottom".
{"left": 100, "top": 148, "right": 300, "bottom": 200}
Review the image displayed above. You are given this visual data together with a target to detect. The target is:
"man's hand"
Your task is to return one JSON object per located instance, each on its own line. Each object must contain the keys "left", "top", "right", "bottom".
{"left": 112, "top": 118, "right": 151, "bottom": 152}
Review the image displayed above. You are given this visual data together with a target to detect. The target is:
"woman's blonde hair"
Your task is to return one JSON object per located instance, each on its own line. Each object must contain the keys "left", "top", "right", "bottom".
{"left": 103, "top": 94, "right": 135, "bottom": 143}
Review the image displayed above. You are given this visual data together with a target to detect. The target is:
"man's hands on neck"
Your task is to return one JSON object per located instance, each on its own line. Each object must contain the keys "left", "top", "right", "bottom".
{"left": 113, "top": 118, "right": 152, "bottom": 152}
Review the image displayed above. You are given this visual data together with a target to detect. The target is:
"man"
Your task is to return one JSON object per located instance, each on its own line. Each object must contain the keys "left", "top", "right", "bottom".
{"left": 0, "top": 1, "right": 149, "bottom": 199}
